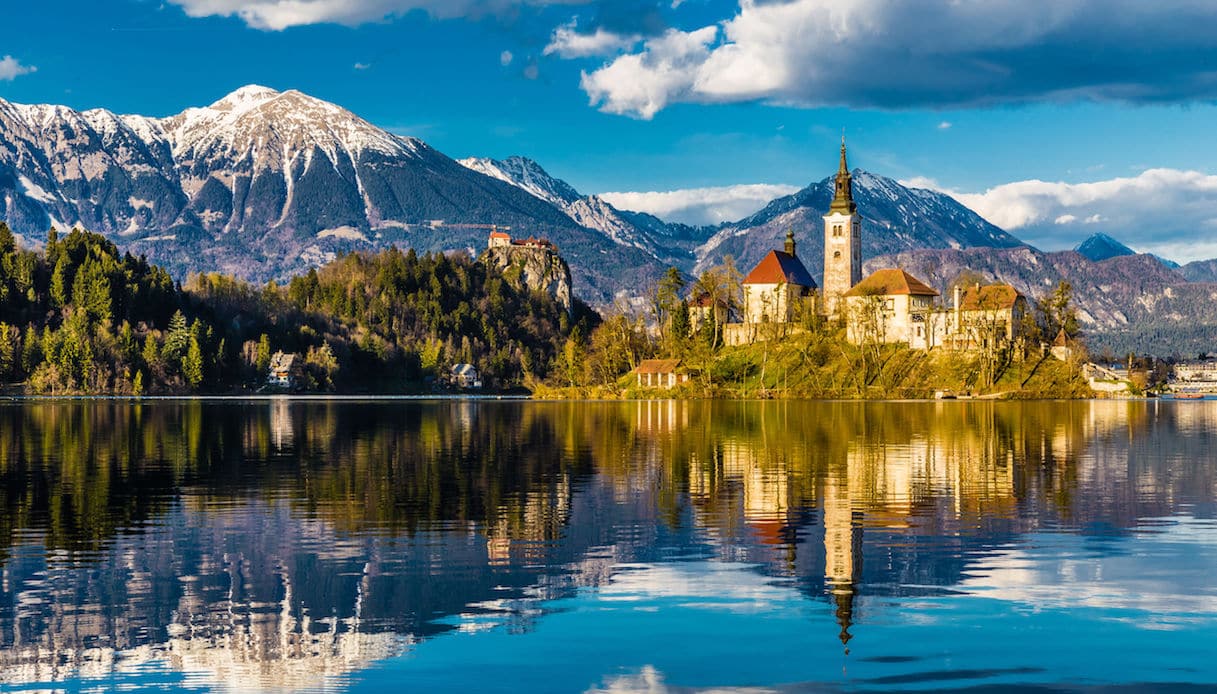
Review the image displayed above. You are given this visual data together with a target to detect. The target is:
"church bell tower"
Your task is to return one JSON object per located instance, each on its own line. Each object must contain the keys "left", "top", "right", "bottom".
{"left": 823, "top": 138, "right": 862, "bottom": 313}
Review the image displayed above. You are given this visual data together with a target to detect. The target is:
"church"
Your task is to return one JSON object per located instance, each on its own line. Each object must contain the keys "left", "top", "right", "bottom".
{"left": 725, "top": 139, "right": 1017, "bottom": 350}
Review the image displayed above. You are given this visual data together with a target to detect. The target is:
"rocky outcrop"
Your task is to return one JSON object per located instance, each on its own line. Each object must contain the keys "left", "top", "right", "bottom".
{"left": 482, "top": 244, "right": 573, "bottom": 312}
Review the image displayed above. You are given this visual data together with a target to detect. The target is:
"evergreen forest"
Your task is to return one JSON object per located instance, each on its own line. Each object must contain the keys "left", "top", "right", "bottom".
{"left": 0, "top": 223, "right": 596, "bottom": 395}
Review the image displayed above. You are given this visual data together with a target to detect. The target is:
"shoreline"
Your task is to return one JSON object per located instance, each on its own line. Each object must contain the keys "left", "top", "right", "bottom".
{"left": 0, "top": 393, "right": 1181, "bottom": 403}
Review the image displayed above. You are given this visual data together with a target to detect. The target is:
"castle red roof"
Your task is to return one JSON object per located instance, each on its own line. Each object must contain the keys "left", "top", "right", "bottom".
{"left": 743, "top": 251, "right": 817, "bottom": 288}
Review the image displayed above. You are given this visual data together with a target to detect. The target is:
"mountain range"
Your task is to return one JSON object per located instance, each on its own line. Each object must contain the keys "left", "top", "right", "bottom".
{"left": 0, "top": 86, "right": 669, "bottom": 301}
{"left": 3, "top": 85, "right": 1217, "bottom": 354}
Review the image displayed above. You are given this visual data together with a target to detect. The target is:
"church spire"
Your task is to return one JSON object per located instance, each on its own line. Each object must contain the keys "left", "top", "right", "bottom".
{"left": 784, "top": 228, "right": 797, "bottom": 257}
{"left": 830, "top": 136, "right": 857, "bottom": 214}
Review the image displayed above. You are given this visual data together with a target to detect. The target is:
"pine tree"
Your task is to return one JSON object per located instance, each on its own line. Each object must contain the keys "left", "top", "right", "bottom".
{"left": 0, "top": 322, "right": 13, "bottom": 382}
{"left": 142, "top": 333, "right": 160, "bottom": 370}
{"left": 183, "top": 336, "right": 204, "bottom": 388}
{"left": 163, "top": 310, "right": 189, "bottom": 364}
{"left": 256, "top": 334, "right": 272, "bottom": 376}
{"left": 50, "top": 255, "right": 70, "bottom": 307}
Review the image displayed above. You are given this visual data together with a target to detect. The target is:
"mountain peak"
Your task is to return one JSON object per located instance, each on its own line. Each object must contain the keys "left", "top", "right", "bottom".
{"left": 208, "top": 84, "right": 281, "bottom": 112}
{"left": 458, "top": 155, "right": 582, "bottom": 207}
{"left": 1076, "top": 232, "right": 1135, "bottom": 262}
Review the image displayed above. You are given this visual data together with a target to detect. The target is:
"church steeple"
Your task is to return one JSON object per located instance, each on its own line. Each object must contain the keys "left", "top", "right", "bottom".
{"left": 830, "top": 137, "right": 856, "bottom": 214}
{"left": 822, "top": 136, "right": 863, "bottom": 314}
{"left": 784, "top": 228, "right": 797, "bottom": 257}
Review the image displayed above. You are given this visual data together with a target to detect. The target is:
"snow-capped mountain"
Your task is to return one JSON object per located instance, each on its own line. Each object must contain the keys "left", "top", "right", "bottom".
{"left": 459, "top": 155, "right": 581, "bottom": 209}
{"left": 0, "top": 86, "right": 665, "bottom": 300}
{"left": 457, "top": 155, "right": 709, "bottom": 263}
{"left": 695, "top": 170, "right": 1025, "bottom": 278}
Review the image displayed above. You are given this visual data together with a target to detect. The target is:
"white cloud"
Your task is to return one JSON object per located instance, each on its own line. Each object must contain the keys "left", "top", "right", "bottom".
{"left": 937, "top": 121, "right": 952, "bottom": 130}
{"left": 599, "top": 183, "right": 798, "bottom": 226}
{"left": 169, "top": 0, "right": 589, "bottom": 30}
{"left": 930, "top": 168, "right": 1217, "bottom": 262}
{"left": 0, "top": 55, "right": 36, "bottom": 81}
{"left": 353, "top": 62, "right": 371, "bottom": 70}
{"left": 544, "top": 22, "right": 640, "bottom": 58}
{"left": 580, "top": 26, "right": 718, "bottom": 119}
{"left": 500, "top": 50, "right": 514, "bottom": 66}
{"left": 898, "top": 176, "right": 943, "bottom": 191}
{"left": 574, "top": 0, "right": 1217, "bottom": 118}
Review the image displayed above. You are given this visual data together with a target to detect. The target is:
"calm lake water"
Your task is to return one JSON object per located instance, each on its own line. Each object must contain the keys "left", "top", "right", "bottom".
{"left": 1, "top": 399, "right": 1216, "bottom": 692}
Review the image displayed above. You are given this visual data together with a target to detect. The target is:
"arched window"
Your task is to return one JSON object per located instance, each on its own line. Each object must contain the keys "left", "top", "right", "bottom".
{"left": 834, "top": 251, "right": 841, "bottom": 259}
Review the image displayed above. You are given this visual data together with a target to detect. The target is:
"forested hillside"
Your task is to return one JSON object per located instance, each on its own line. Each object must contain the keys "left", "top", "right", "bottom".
{"left": 0, "top": 223, "right": 593, "bottom": 394}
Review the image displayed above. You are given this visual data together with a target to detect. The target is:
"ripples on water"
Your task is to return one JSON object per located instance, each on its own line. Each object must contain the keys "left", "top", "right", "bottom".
{"left": 0, "top": 399, "right": 1216, "bottom": 692}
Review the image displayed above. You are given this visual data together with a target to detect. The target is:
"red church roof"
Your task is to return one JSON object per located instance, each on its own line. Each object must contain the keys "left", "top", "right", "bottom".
{"left": 743, "top": 251, "right": 817, "bottom": 288}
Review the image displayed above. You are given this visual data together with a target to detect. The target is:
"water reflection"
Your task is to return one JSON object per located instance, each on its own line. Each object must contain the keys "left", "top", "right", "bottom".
{"left": 0, "top": 400, "right": 1215, "bottom": 691}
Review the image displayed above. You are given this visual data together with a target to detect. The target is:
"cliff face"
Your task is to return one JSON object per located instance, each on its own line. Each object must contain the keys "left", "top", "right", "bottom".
{"left": 482, "top": 245, "right": 573, "bottom": 312}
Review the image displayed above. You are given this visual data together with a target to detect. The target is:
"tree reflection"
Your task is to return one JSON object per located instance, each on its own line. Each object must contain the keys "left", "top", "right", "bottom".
{"left": 0, "top": 399, "right": 1212, "bottom": 688}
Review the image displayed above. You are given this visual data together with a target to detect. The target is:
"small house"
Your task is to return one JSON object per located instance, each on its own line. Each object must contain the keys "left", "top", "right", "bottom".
{"left": 267, "top": 352, "right": 300, "bottom": 389}
{"left": 451, "top": 363, "right": 482, "bottom": 389}
{"left": 636, "top": 359, "right": 690, "bottom": 389}
{"left": 1050, "top": 329, "right": 1082, "bottom": 361}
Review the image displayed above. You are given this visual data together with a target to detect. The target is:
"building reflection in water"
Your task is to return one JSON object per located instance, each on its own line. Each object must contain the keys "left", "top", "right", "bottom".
{"left": 0, "top": 399, "right": 1212, "bottom": 689}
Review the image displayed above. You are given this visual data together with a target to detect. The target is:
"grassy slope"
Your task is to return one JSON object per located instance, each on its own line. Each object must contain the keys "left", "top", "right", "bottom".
{"left": 537, "top": 328, "right": 1093, "bottom": 400}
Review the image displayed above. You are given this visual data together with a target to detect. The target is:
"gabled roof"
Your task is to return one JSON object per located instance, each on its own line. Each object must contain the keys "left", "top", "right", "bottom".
{"left": 1051, "top": 329, "right": 1078, "bottom": 348}
{"left": 451, "top": 363, "right": 478, "bottom": 375}
{"left": 489, "top": 231, "right": 511, "bottom": 239}
{"left": 636, "top": 359, "right": 682, "bottom": 374}
{"left": 269, "top": 352, "right": 296, "bottom": 370}
{"left": 844, "top": 268, "right": 939, "bottom": 297}
{"left": 959, "top": 284, "right": 1023, "bottom": 310}
{"left": 743, "top": 250, "right": 817, "bottom": 288}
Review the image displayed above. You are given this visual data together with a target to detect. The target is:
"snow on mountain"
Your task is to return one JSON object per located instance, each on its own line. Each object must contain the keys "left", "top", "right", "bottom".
{"left": 0, "top": 87, "right": 668, "bottom": 301}
{"left": 459, "top": 155, "right": 580, "bottom": 208}
{"left": 457, "top": 155, "right": 708, "bottom": 263}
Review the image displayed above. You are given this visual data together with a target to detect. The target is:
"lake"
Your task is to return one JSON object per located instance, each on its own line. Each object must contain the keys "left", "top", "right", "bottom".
{"left": 0, "top": 399, "right": 1215, "bottom": 692}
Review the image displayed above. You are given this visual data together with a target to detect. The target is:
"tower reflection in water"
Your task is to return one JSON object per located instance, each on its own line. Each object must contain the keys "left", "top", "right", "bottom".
{"left": 0, "top": 399, "right": 1209, "bottom": 690}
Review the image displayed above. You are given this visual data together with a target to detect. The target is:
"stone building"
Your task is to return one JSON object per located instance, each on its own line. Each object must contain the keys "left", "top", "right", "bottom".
{"left": 948, "top": 284, "right": 1027, "bottom": 350}
{"left": 741, "top": 229, "right": 817, "bottom": 324}
{"left": 823, "top": 138, "right": 863, "bottom": 315}
{"left": 843, "top": 269, "right": 940, "bottom": 349}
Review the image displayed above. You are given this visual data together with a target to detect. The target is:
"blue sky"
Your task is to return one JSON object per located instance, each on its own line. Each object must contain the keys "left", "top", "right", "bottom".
{"left": 5, "top": 0, "right": 1217, "bottom": 259}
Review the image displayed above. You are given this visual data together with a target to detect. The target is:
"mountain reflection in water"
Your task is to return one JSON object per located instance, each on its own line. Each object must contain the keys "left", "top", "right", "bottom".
{"left": 0, "top": 400, "right": 1215, "bottom": 692}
